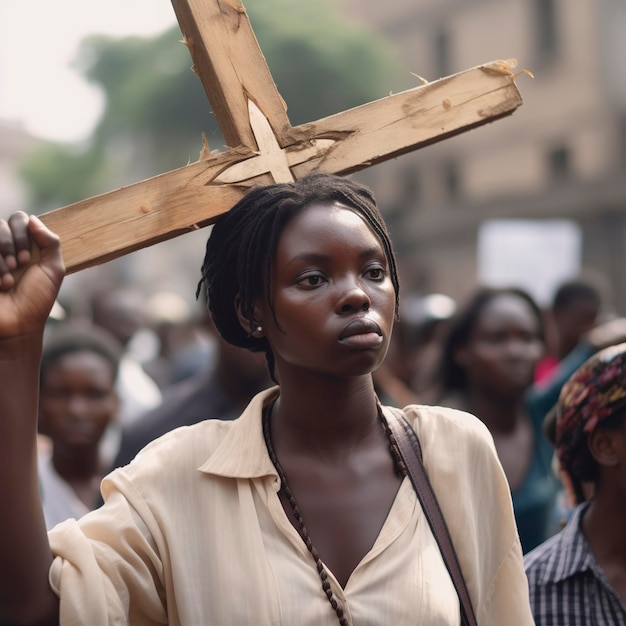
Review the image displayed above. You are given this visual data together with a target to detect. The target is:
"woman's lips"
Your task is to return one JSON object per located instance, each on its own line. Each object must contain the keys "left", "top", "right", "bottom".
{"left": 339, "top": 318, "right": 383, "bottom": 348}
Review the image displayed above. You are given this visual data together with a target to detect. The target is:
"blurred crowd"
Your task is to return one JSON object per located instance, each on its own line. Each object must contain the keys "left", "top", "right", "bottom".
{"left": 38, "top": 273, "right": 626, "bottom": 559}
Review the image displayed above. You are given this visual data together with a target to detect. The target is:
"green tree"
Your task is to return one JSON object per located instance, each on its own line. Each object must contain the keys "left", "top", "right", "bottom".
{"left": 21, "top": 0, "right": 410, "bottom": 211}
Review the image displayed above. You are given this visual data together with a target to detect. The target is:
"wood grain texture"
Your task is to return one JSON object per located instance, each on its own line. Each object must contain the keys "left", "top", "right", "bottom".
{"left": 37, "top": 0, "right": 524, "bottom": 273}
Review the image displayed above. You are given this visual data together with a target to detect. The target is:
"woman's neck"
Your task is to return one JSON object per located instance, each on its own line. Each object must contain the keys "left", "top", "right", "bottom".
{"left": 51, "top": 446, "right": 102, "bottom": 482}
{"left": 583, "top": 494, "right": 626, "bottom": 571}
{"left": 464, "top": 388, "right": 527, "bottom": 434}
{"left": 271, "top": 373, "right": 381, "bottom": 456}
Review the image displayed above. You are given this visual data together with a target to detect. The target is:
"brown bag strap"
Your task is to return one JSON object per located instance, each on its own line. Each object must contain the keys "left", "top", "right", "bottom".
{"left": 386, "top": 408, "right": 478, "bottom": 626}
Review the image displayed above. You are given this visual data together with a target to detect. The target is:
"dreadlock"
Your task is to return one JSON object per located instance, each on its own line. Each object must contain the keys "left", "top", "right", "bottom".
{"left": 196, "top": 172, "right": 400, "bottom": 382}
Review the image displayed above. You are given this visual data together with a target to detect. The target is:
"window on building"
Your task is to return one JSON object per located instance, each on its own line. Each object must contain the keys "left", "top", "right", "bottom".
{"left": 402, "top": 166, "right": 420, "bottom": 206}
{"left": 548, "top": 146, "right": 570, "bottom": 180}
{"left": 444, "top": 160, "right": 460, "bottom": 200}
{"left": 434, "top": 27, "right": 450, "bottom": 78}
{"left": 619, "top": 113, "right": 626, "bottom": 167}
{"left": 384, "top": 167, "right": 421, "bottom": 216}
{"left": 535, "top": 0, "right": 559, "bottom": 62}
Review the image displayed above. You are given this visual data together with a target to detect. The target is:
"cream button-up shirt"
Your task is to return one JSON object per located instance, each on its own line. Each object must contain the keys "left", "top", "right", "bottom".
{"left": 48, "top": 387, "right": 534, "bottom": 625}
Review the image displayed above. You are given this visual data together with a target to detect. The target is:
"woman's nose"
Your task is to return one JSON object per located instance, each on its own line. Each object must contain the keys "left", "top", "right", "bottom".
{"left": 505, "top": 338, "right": 536, "bottom": 361}
{"left": 66, "top": 394, "right": 91, "bottom": 419}
{"left": 337, "top": 280, "right": 371, "bottom": 313}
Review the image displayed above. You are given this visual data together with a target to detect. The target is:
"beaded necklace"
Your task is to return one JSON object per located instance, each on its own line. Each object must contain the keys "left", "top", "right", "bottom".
{"left": 262, "top": 403, "right": 408, "bottom": 626}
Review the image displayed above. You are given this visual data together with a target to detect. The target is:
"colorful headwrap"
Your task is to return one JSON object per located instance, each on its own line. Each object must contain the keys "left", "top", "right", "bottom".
{"left": 555, "top": 342, "right": 626, "bottom": 474}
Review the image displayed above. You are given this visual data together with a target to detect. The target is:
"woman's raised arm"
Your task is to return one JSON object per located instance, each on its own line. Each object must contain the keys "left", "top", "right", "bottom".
{"left": 0, "top": 212, "right": 64, "bottom": 625}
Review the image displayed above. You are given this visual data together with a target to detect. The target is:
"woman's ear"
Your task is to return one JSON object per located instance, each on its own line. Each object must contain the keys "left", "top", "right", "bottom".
{"left": 235, "top": 294, "right": 264, "bottom": 338}
{"left": 588, "top": 427, "right": 623, "bottom": 469}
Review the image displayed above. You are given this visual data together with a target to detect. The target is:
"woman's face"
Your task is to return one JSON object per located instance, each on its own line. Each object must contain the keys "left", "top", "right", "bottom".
{"left": 39, "top": 351, "right": 118, "bottom": 450}
{"left": 253, "top": 201, "right": 396, "bottom": 380}
{"left": 455, "top": 294, "right": 544, "bottom": 396}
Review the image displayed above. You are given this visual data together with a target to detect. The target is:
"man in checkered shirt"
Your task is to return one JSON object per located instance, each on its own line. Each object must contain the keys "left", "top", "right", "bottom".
{"left": 524, "top": 343, "right": 626, "bottom": 625}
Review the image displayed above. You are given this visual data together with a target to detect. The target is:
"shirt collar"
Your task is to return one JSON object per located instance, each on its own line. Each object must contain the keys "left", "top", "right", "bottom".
{"left": 196, "top": 393, "right": 407, "bottom": 484}
{"left": 197, "top": 386, "right": 280, "bottom": 480}
{"left": 541, "top": 502, "right": 595, "bottom": 584}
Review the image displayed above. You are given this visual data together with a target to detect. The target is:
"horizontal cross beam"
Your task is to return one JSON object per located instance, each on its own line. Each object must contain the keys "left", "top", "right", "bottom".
{"left": 36, "top": 0, "right": 523, "bottom": 273}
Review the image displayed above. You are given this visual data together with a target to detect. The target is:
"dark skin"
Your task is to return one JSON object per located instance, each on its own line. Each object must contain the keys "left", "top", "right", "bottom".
{"left": 582, "top": 424, "right": 626, "bottom": 604}
{"left": 453, "top": 294, "right": 544, "bottom": 491}
{"left": 0, "top": 212, "right": 63, "bottom": 624}
{"left": 0, "top": 203, "right": 402, "bottom": 621}
{"left": 211, "top": 319, "right": 271, "bottom": 407}
{"left": 39, "top": 351, "right": 119, "bottom": 509}
{"left": 240, "top": 202, "right": 402, "bottom": 587}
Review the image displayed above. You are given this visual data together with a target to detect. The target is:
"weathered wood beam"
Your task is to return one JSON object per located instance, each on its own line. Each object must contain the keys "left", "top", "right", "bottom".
{"left": 39, "top": 60, "right": 522, "bottom": 273}
{"left": 36, "top": 0, "right": 525, "bottom": 273}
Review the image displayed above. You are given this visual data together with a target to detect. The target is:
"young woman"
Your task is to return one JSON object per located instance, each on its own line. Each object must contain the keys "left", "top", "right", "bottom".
{"left": 436, "top": 287, "right": 560, "bottom": 553}
{"left": 0, "top": 173, "right": 533, "bottom": 625}
{"left": 38, "top": 323, "right": 122, "bottom": 529}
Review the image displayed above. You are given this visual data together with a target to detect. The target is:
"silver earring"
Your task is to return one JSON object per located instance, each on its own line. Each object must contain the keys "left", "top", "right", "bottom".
{"left": 256, "top": 326, "right": 263, "bottom": 333}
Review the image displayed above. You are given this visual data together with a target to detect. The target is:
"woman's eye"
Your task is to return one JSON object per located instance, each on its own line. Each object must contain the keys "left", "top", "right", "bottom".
{"left": 366, "top": 266, "right": 386, "bottom": 280}
{"left": 484, "top": 333, "right": 506, "bottom": 344}
{"left": 298, "top": 274, "right": 324, "bottom": 287}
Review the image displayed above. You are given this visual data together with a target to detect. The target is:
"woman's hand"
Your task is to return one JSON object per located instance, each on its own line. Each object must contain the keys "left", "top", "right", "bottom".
{"left": 0, "top": 212, "right": 65, "bottom": 339}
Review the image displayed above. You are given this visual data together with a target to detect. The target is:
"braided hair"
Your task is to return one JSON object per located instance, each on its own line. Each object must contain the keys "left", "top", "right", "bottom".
{"left": 196, "top": 172, "right": 400, "bottom": 382}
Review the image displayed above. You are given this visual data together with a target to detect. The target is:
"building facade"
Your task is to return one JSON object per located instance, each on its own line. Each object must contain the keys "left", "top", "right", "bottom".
{"left": 337, "top": 0, "right": 626, "bottom": 312}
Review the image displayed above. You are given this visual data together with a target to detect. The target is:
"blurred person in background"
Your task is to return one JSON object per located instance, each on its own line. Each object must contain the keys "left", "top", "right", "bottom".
{"left": 371, "top": 317, "right": 419, "bottom": 408}
{"left": 373, "top": 292, "right": 456, "bottom": 406}
{"left": 436, "top": 286, "right": 560, "bottom": 553}
{"left": 90, "top": 286, "right": 163, "bottom": 464}
{"left": 90, "top": 286, "right": 163, "bottom": 424}
{"left": 112, "top": 305, "right": 271, "bottom": 469}
{"left": 525, "top": 343, "right": 626, "bottom": 625}
{"left": 141, "top": 290, "right": 215, "bottom": 388}
{"left": 405, "top": 293, "right": 457, "bottom": 404}
{"left": 535, "top": 278, "right": 603, "bottom": 385}
{"left": 528, "top": 315, "right": 626, "bottom": 527}
{"left": 37, "top": 298, "right": 68, "bottom": 457}
{"left": 38, "top": 323, "right": 122, "bottom": 530}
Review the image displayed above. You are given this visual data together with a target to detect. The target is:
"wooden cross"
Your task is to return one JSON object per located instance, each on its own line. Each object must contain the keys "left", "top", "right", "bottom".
{"left": 39, "top": 0, "right": 524, "bottom": 274}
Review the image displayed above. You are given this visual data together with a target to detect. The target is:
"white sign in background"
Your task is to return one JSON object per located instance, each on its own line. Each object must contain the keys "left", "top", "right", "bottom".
{"left": 478, "top": 219, "right": 582, "bottom": 308}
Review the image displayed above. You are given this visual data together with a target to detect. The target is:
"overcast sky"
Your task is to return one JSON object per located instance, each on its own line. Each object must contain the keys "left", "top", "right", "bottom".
{"left": 0, "top": 0, "right": 178, "bottom": 142}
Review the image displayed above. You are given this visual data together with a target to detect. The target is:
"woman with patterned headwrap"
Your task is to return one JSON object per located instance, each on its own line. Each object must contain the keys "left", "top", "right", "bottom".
{"left": 525, "top": 343, "right": 626, "bottom": 625}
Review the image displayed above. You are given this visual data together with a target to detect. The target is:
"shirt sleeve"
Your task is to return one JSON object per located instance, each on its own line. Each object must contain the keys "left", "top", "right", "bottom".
{"left": 48, "top": 480, "right": 168, "bottom": 626}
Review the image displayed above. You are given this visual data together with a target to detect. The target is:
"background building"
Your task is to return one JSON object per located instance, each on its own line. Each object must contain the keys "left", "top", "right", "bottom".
{"left": 338, "top": 0, "right": 626, "bottom": 312}
{"left": 2, "top": 0, "right": 625, "bottom": 314}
